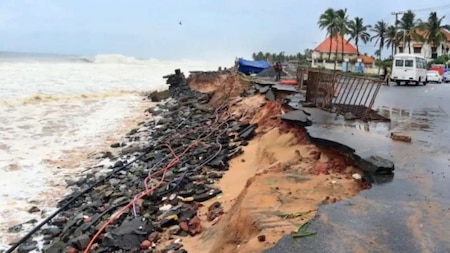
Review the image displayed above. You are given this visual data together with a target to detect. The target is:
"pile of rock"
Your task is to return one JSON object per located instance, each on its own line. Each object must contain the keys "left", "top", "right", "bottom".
{"left": 164, "top": 69, "right": 186, "bottom": 90}
{"left": 13, "top": 70, "right": 257, "bottom": 253}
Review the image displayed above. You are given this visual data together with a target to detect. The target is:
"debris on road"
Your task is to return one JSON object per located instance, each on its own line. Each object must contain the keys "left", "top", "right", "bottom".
{"left": 390, "top": 132, "right": 412, "bottom": 143}
{"left": 352, "top": 173, "right": 362, "bottom": 180}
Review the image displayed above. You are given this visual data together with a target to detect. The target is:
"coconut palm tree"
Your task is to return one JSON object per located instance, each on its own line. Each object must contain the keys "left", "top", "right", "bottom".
{"left": 347, "top": 17, "right": 371, "bottom": 56}
{"left": 371, "top": 20, "right": 388, "bottom": 72}
{"left": 318, "top": 8, "right": 338, "bottom": 60}
{"left": 416, "top": 11, "right": 450, "bottom": 59}
{"left": 385, "top": 25, "right": 398, "bottom": 58}
{"left": 335, "top": 8, "right": 350, "bottom": 61}
{"left": 397, "top": 10, "right": 419, "bottom": 54}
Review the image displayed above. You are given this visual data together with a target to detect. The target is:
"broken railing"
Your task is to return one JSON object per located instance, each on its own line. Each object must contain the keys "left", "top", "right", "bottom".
{"left": 305, "top": 68, "right": 384, "bottom": 121}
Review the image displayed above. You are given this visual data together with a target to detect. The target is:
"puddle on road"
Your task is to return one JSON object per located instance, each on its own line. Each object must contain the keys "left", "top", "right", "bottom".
{"left": 377, "top": 106, "right": 449, "bottom": 131}
{"left": 318, "top": 106, "right": 446, "bottom": 132}
{"left": 314, "top": 105, "right": 450, "bottom": 155}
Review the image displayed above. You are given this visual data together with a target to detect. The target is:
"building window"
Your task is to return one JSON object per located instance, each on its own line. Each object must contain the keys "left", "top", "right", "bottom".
{"left": 405, "top": 60, "right": 414, "bottom": 67}
{"left": 431, "top": 47, "right": 438, "bottom": 59}
{"left": 399, "top": 47, "right": 404, "bottom": 53}
{"left": 413, "top": 47, "right": 421, "bottom": 54}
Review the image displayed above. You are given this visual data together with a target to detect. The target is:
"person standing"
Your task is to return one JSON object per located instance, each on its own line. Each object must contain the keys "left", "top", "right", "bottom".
{"left": 274, "top": 62, "right": 282, "bottom": 81}
{"left": 384, "top": 65, "right": 391, "bottom": 86}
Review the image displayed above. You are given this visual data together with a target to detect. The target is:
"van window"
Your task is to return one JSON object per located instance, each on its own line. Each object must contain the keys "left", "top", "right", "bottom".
{"left": 405, "top": 60, "right": 414, "bottom": 67}
{"left": 415, "top": 58, "right": 421, "bottom": 68}
{"left": 395, "top": 60, "right": 404, "bottom": 67}
{"left": 423, "top": 59, "right": 428, "bottom": 69}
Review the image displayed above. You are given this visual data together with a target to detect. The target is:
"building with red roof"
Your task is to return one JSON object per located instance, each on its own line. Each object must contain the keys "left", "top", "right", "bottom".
{"left": 311, "top": 35, "right": 377, "bottom": 73}
{"left": 396, "top": 28, "right": 450, "bottom": 60}
{"left": 313, "top": 34, "right": 358, "bottom": 57}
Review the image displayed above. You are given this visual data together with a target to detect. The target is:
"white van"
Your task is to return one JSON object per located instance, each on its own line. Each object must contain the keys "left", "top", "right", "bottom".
{"left": 391, "top": 53, "right": 428, "bottom": 85}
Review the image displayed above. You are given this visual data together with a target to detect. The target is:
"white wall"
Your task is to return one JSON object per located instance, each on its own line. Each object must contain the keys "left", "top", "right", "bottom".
{"left": 311, "top": 51, "right": 358, "bottom": 61}
{"left": 311, "top": 61, "right": 379, "bottom": 74}
{"left": 397, "top": 42, "right": 449, "bottom": 59}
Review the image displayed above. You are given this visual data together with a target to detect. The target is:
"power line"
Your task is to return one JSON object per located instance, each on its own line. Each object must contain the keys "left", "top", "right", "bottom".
{"left": 410, "top": 4, "right": 450, "bottom": 13}
{"left": 392, "top": 4, "right": 450, "bottom": 16}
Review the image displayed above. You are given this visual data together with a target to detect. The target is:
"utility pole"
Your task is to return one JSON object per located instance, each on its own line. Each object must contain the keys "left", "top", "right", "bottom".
{"left": 391, "top": 11, "right": 404, "bottom": 55}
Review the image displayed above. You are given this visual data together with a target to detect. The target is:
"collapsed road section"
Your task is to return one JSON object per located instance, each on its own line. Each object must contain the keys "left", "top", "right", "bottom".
{"left": 4, "top": 69, "right": 395, "bottom": 253}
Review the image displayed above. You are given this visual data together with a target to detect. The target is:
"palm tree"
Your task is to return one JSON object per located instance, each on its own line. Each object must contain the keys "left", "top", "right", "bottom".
{"left": 335, "top": 8, "right": 349, "bottom": 61}
{"left": 347, "top": 17, "right": 371, "bottom": 56}
{"left": 385, "top": 25, "right": 398, "bottom": 58}
{"left": 416, "top": 11, "right": 450, "bottom": 59}
{"left": 318, "top": 8, "right": 338, "bottom": 60}
{"left": 397, "top": 10, "right": 419, "bottom": 54}
{"left": 371, "top": 20, "right": 388, "bottom": 72}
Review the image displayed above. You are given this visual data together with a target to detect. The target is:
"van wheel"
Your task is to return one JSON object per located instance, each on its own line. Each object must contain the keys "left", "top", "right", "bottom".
{"left": 396, "top": 81, "right": 401, "bottom": 86}
{"left": 424, "top": 78, "right": 428, "bottom": 85}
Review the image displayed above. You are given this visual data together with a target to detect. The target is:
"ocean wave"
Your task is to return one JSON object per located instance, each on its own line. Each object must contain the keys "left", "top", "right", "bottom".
{"left": 0, "top": 90, "right": 144, "bottom": 106}
{"left": 72, "top": 54, "right": 213, "bottom": 67}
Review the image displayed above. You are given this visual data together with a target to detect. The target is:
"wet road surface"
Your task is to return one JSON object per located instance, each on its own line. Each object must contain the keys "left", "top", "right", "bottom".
{"left": 266, "top": 83, "right": 450, "bottom": 253}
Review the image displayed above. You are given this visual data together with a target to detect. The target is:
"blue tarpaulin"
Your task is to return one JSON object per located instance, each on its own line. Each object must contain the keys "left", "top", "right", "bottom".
{"left": 238, "top": 58, "right": 271, "bottom": 74}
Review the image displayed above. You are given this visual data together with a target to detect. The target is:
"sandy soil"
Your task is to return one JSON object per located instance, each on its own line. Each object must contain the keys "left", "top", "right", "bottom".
{"left": 180, "top": 72, "right": 366, "bottom": 253}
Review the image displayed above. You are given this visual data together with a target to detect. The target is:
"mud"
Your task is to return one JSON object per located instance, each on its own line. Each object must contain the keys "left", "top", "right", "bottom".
{"left": 182, "top": 71, "right": 368, "bottom": 253}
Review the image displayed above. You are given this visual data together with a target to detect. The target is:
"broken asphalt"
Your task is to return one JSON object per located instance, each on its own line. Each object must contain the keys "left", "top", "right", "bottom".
{"left": 266, "top": 83, "right": 450, "bottom": 253}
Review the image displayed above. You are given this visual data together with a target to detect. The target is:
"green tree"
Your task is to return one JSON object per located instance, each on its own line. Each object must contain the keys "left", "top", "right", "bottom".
{"left": 397, "top": 10, "right": 419, "bottom": 54}
{"left": 304, "top": 49, "right": 313, "bottom": 59}
{"left": 347, "top": 17, "right": 371, "bottom": 56}
{"left": 318, "top": 8, "right": 338, "bottom": 60}
{"left": 374, "top": 49, "right": 381, "bottom": 58}
{"left": 385, "top": 25, "right": 398, "bottom": 58}
{"left": 335, "top": 8, "right": 349, "bottom": 61}
{"left": 278, "top": 51, "right": 286, "bottom": 62}
{"left": 371, "top": 20, "right": 388, "bottom": 72}
{"left": 416, "top": 11, "right": 450, "bottom": 59}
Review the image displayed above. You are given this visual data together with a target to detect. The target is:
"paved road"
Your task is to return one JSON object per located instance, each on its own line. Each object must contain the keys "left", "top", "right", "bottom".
{"left": 265, "top": 83, "right": 450, "bottom": 253}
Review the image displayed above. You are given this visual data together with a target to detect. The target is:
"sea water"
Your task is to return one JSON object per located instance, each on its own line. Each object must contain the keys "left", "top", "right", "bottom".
{"left": 0, "top": 52, "right": 225, "bottom": 249}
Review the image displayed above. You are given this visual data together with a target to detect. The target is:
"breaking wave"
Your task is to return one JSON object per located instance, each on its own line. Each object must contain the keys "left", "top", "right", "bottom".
{"left": 73, "top": 54, "right": 220, "bottom": 69}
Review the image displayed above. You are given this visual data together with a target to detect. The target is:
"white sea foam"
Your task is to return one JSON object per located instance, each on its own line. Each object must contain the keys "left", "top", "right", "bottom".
{"left": 0, "top": 53, "right": 229, "bottom": 250}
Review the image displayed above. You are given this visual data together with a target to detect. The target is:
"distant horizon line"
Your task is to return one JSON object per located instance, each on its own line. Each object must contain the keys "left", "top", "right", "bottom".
{"left": 0, "top": 50, "right": 80, "bottom": 57}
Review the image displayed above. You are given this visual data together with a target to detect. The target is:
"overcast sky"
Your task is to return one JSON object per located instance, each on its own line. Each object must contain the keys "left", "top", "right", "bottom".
{"left": 0, "top": 0, "right": 449, "bottom": 60}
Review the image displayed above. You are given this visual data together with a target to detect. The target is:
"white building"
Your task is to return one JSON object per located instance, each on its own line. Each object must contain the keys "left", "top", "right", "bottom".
{"left": 396, "top": 28, "right": 450, "bottom": 60}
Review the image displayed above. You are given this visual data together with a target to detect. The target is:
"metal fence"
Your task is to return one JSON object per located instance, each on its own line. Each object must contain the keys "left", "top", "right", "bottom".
{"left": 305, "top": 68, "right": 384, "bottom": 121}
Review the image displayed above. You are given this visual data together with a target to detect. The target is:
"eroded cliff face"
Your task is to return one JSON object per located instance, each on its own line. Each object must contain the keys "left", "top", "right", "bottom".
{"left": 182, "top": 71, "right": 368, "bottom": 253}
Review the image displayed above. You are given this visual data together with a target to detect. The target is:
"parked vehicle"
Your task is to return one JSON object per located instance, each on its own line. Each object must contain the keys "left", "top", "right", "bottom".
{"left": 391, "top": 53, "right": 427, "bottom": 85}
{"left": 430, "top": 64, "right": 446, "bottom": 76}
{"left": 426, "top": 70, "right": 442, "bottom": 83}
{"left": 443, "top": 72, "right": 450, "bottom": 83}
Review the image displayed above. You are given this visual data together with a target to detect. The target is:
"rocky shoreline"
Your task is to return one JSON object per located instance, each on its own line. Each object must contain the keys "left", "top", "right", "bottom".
{"left": 5, "top": 70, "right": 255, "bottom": 253}
{"left": 4, "top": 68, "right": 394, "bottom": 253}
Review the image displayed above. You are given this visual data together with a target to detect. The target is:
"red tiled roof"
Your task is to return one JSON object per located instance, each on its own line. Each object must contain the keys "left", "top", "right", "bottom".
{"left": 441, "top": 28, "right": 450, "bottom": 41}
{"left": 314, "top": 34, "right": 358, "bottom": 54}
{"left": 359, "top": 55, "right": 374, "bottom": 64}
{"left": 413, "top": 28, "right": 450, "bottom": 42}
